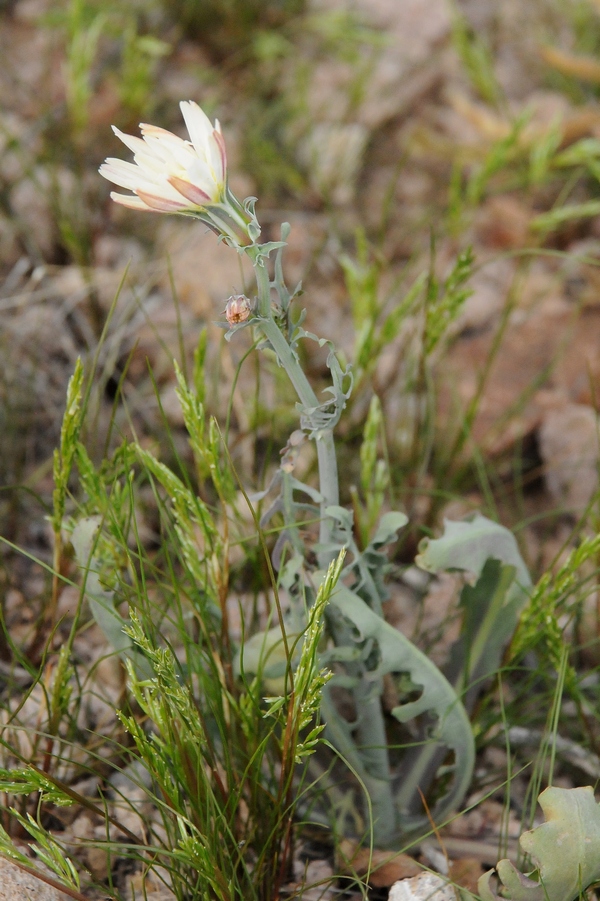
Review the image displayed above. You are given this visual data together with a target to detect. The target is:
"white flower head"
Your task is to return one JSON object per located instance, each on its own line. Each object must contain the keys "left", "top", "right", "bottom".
{"left": 99, "top": 101, "right": 227, "bottom": 213}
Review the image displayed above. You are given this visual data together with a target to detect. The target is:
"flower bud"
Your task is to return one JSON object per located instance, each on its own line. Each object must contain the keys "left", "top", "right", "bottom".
{"left": 224, "top": 294, "right": 253, "bottom": 325}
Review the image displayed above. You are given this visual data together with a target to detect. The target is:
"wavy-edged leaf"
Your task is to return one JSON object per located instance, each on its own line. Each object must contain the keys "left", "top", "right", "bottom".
{"left": 327, "top": 583, "right": 475, "bottom": 836}
{"left": 415, "top": 514, "right": 532, "bottom": 695}
{"left": 478, "top": 786, "right": 600, "bottom": 901}
{"left": 416, "top": 514, "right": 531, "bottom": 589}
{"left": 390, "top": 516, "right": 532, "bottom": 835}
{"left": 371, "top": 511, "right": 409, "bottom": 548}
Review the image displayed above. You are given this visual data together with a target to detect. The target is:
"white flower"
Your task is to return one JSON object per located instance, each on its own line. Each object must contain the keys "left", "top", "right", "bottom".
{"left": 99, "top": 101, "right": 227, "bottom": 213}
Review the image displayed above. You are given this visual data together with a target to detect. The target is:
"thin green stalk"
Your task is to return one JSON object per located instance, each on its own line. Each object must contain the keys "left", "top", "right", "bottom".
{"left": 256, "top": 315, "right": 316, "bottom": 409}
{"left": 253, "top": 264, "right": 339, "bottom": 554}
{"left": 250, "top": 243, "right": 396, "bottom": 841}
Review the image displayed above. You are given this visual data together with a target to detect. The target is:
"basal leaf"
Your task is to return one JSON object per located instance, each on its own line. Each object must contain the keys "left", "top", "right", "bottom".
{"left": 415, "top": 515, "right": 532, "bottom": 696}
{"left": 370, "top": 511, "right": 409, "bottom": 548}
{"left": 400, "top": 516, "right": 532, "bottom": 832}
{"left": 327, "top": 583, "right": 475, "bottom": 835}
{"left": 479, "top": 786, "right": 600, "bottom": 901}
{"left": 416, "top": 514, "right": 531, "bottom": 590}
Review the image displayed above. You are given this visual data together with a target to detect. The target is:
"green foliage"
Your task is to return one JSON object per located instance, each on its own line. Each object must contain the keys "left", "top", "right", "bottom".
{"left": 532, "top": 198, "right": 600, "bottom": 233}
{"left": 509, "top": 535, "right": 600, "bottom": 696}
{"left": 70, "top": 514, "right": 153, "bottom": 678}
{"left": 416, "top": 514, "right": 531, "bottom": 587}
{"left": 451, "top": 12, "right": 501, "bottom": 106}
{"left": 528, "top": 119, "right": 563, "bottom": 186}
{"left": 340, "top": 232, "right": 426, "bottom": 380}
{"left": 0, "top": 820, "right": 84, "bottom": 899}
{"left": 416, "top": 515, "right": 532, "bottom": 690}
{"left": 554, "top": 136, "right": 600, "bottom": 179}
{"left": 353, "top": 394, "right": 390, "bottom": 547}
{"left": 423, "top": 247, "right": 474, "bottom": 355}
{"left": 465, "top": 118, "right": 528, "bottom": 208}
{"left": 163, "top": 0, "right": 305, "bottom": 56}
{"left": 109, "top": 553, "right": 341, "bottom": 901}
{"left": 51, "top": 358, "right": 85, "bottom": 534}
{"left": 118, "top": 29, "right": 170, "bottom": 116}
{"left": 322, "top": 577, "right": 476, "bottom": 840}
{"left": 395, "top": 515, "right": 533, "bottom": 833}
{"left": 0, "top": 767, "right": 76, "bottom": 807}
{"left": 9, "top": 8, "right": 600, "bottom": 884}
{"left": 61, "top": 0, "right": 107, "bottom": 137}
{"left": 42, "top": 0, "right": 171, "bottom": 143}
{"left": 479, "top": 786, "right": 600, "bottom": 901}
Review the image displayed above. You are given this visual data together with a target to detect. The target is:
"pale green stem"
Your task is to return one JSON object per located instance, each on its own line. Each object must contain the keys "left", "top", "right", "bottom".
{"left": 251, "top": 245, "right": 395, "bottom": 842}
{"left": 253, "top": 259, "right": 339, "bottom": 559}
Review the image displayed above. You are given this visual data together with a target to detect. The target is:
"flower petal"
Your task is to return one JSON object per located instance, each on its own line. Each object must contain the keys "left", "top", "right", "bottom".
{"left": 111, "top": 126, "right": 149, "bottom": 157}
{"left": 100, "top": 158, "right": 154, "bottom": 190}
{"left": 168, "top": 175, "right": 210, "bottom": 205}
{"left": 109, "top": 192, "right": 151, "bottom": 211}
{"left": 140, "top": 123, "right": 188, "bottom": 150}
{"left": 100, "top": 159, "right": 187, "bottom": 204}
{"left": 135, "top": 189, "right": 189, "bottom": 212}
{"left": 180, "top": 101, "right": 214, "bottom": 156}
{"left": 213, "top": 126, "right": 227, "bottom": 181}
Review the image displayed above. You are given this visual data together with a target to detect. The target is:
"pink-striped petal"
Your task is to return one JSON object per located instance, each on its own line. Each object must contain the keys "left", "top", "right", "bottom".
{"left": 135, "top": 190, "right": 189, "bottom": 212}
{"left": 213, "top": 127, "right": 227, "bottom": 181}
{"left": 168, "top": 176, "right": 210, "bottom": 205}
{"left": 109, "top": 192, "right": 151, "bottom": 210}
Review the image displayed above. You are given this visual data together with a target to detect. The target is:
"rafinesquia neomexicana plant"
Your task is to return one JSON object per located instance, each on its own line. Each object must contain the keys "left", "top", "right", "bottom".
{"left": 96, "top": 100, "right": 537, "bottom": 845}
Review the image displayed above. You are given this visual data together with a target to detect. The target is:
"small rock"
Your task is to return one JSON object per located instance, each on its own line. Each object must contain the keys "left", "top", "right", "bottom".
{"left": 389, "top": 871, "right": 456, "bottom": 901}
{"left": 475, "top": 196, "right": 533, "bottom": 252}
{"left": 0, "top": 857, "right": 72, "bottom": 901}
{"left": 298, "top": 857, "right": 334, "bottom": 887}
{"left": 538, "top": 403, "right": 599, "bottom": 511}
{"left": 125, "top": 869, "right": 176, "bottom": 901}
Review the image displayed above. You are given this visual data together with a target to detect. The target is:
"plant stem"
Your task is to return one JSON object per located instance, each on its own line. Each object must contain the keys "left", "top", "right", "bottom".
{"left": 251, "top": 245, "right": 395, "bottom": 842}
{"left": 253, "top": 260, "right": 339, "bottom": 559}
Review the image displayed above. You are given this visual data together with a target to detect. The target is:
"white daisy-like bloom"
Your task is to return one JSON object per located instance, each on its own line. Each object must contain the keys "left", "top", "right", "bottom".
{"left": 99, "top": 101, "right": 227, "bottom": 213}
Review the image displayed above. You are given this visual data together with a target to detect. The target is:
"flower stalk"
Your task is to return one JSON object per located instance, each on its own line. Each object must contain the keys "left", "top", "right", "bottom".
{"left": 251, "top": 256, "right": 339, "bottom": 557}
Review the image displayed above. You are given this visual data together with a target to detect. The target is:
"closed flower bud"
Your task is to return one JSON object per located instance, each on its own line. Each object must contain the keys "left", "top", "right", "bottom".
{"left": 224, "top": 294, "right": 253, "bottom": 325}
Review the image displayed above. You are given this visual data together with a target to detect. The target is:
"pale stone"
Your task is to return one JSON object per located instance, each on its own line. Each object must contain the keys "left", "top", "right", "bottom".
{"left": 389, "top": 871, "right": 456, "bottom": 901}
{"left": 0, "top": 858, "right": 72, "bottom": 901}
{"left": 539, "top": 403, "right": 600, "bottom": 511}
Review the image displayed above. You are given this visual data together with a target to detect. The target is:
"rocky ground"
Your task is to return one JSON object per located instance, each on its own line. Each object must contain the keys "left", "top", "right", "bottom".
{"left": 2, "top": 0, "right": 600, "bottom": 897}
